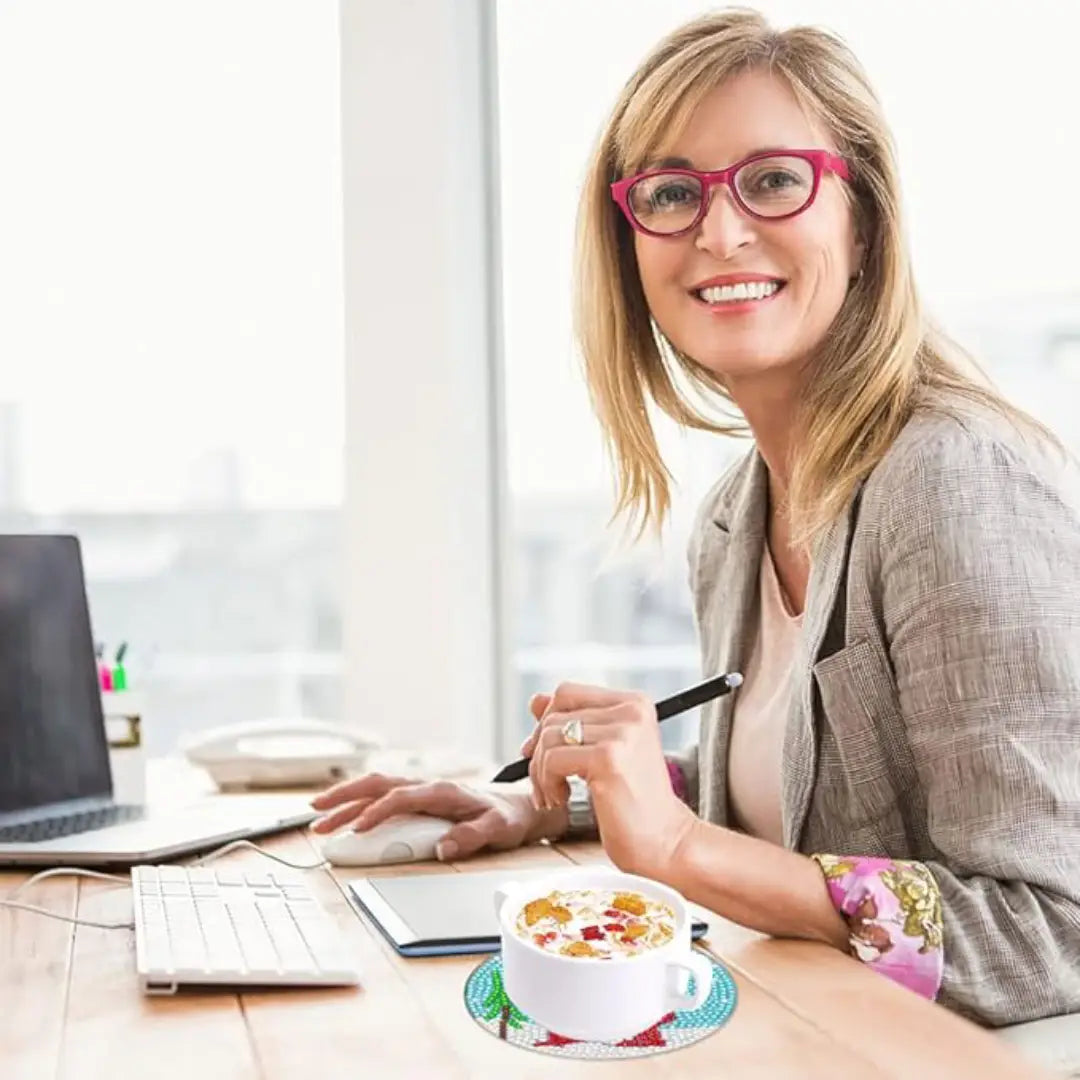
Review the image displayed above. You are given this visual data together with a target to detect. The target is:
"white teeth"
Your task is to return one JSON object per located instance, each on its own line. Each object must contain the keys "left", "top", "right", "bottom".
{"left": 696, "top": 281, "right": 781, "bottom": 304}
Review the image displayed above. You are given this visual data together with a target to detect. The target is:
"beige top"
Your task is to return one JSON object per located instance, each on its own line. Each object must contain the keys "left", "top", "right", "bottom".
{"left": 688, "top": 406, "right": 1080, "bottom": 1024}
{"left": 726, "top": 542, "right": 803, "bottom": 845}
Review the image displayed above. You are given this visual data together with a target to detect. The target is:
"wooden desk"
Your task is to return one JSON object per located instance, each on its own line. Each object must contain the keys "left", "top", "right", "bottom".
{"left": 1, "top": 782, "right": 1052, "bottom": 1079}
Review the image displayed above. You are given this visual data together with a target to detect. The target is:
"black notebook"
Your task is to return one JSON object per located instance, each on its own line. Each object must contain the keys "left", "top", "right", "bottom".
{"left": 347, "top": 866, "right": 710, "bottom": 957}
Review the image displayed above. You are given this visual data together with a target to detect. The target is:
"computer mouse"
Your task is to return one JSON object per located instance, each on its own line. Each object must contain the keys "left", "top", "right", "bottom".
{"left": 318, "top": 814, "right": 456, "bottom": 866}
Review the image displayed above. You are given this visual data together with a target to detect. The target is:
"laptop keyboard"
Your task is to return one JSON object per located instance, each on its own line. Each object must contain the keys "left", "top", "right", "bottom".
{"left": 0, "top": 803, "right": 144, "bottom": 842}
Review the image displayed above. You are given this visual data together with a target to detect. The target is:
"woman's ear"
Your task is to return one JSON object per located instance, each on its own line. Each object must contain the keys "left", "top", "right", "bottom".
{"left": 847, "top": 196, "right": 868, "bottom": 282}
{"left": 849, "top": 229, "right": 866, "bottom": 283}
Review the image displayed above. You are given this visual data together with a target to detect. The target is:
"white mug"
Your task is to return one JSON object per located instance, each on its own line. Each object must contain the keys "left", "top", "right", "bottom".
{"left": 493, "top": 866, "right": 712, "bottom": 1043}
{"left": 102, "top": 691, "right": 145, "bottom": 804}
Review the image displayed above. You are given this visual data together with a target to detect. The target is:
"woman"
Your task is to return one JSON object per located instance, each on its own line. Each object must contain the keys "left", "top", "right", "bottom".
{"left": 312, "top": 9, "right": 1080, "bottom": 1036}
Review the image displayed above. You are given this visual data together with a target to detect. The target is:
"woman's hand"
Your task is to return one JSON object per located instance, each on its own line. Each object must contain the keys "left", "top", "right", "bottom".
{"left": 309, "top": 770, "right": 566, "bottom": 862}
{"left": 520, "top": 682, "right": 698, "bottom": 879}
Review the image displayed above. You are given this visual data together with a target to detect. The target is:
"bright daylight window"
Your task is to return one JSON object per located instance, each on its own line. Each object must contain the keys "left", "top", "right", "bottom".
{"left": 0, "top": 2, "right": 344, "bottom": 753}
{"left": 495, "top": 1, "right": 1079, "bottom": 752}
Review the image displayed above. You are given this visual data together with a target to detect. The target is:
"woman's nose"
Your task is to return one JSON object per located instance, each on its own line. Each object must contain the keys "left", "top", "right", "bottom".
{"left": 694, "top": 184, "right": 757, "bottom": 260}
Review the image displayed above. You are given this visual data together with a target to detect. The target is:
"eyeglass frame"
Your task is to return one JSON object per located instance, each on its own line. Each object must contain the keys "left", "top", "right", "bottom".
{"left": 609, "top": 148, "right": 852, "bottom": 238}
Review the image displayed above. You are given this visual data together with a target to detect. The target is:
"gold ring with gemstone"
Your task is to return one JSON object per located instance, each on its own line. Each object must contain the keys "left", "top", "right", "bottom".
{"left": 561, "top": 717, "right": 584, "bottom": 746}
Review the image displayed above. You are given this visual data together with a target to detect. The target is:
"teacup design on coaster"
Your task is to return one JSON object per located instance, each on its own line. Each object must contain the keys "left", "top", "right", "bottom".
{"left": 463, "top": 950, "right": 737, "bottom": 1060}
{"left": 514, "top": 887, "right": 676, "bottom": 959}
{"left": 493, "top": 866, "right": 716, "bottom": 1043}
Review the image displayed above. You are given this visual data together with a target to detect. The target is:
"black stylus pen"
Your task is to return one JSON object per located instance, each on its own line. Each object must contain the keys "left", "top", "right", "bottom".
{"left": 490, "top": 670, "right": 744, "bottom": 784}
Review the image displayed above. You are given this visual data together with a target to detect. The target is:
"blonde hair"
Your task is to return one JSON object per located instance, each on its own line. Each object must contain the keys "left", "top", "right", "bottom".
{"left": 574, "top": 7, "right": 1053, "bottom": 549}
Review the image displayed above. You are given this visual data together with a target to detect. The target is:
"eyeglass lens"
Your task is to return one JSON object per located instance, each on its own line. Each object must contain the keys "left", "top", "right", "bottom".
{"left": 627, "top": 154, "right": 816, "bottom": 233}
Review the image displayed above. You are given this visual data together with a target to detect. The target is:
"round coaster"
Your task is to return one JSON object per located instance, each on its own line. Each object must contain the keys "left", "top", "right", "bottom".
{"left": 462, "top": 948, "right": 737, "bottom": 1060}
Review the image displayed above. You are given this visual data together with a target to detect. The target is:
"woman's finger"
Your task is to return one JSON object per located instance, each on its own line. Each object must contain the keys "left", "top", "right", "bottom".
{"left": 546, "top": 681, "right": 637, "bottom": 714}
{"left": 310, "top": 772, "right": 414, "bottom": 811}
{"left": 533, "top": 744, "right": 598, "bottom": 809}
{"left": 351, "top": 780, "right": 473, "bottom": 832}
{"left": 528, "top": 699, "right": 642, "bottom": 761}
{"left": 529, "top": 693, "right": 552, "bottom": 721}
{"left": 435, "top": 807, "right": 508, "bottom": 861}
{"left": 534, "top": 718, "right": 617, "bottom": 752}
{"left": 529, "top": 719, "right": 617, "bottom": 809}
{"left": 537, "top": 704, "right": 622, "bottom": 735}
{"left": 540, "top": 702, "right": 626, "bottom": 727}
{"left": 520, "top": 693, "right": 554, "bottom": 756}
{"left": 520, "top": 723, "right": 540, "bottom": 757}
{"left": 309, "top": 797, "right": 376, "bottom": 834}
{"left": 520, "top": 694, "right": 628, "bottom": 759}
{"left": 525, "top": 700, "right": 622, "bottom": 808}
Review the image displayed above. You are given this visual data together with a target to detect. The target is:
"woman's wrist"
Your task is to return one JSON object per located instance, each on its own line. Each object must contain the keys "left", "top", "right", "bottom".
{"left": 520, "top": 758, "right": 689, "bottom": 851}
{"left": 664, "top": 818, "right": 849, "bottom": 947}
{"left": 523, "top": 793, "right": 571, "bottom": 843}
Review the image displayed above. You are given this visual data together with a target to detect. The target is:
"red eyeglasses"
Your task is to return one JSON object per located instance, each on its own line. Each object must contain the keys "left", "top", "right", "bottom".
{"left": 610, "top": 149, "right": 851, "bottom": 237}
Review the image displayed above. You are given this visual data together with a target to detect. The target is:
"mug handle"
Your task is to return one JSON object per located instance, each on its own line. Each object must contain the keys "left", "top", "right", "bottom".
{"left": 493, "top": 881, "right": 521, "bottom": 920}
{"left": 663, "top": 951, "right": 713, "bottom": 1012}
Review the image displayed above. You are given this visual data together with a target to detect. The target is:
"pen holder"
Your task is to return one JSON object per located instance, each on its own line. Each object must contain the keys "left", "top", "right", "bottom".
{"left": 102, "top": 690, "right": 145, "bottom": 805}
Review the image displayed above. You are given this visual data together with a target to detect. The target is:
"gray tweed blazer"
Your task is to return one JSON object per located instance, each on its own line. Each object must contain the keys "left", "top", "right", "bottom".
{"left": 680, "top": 400, "right": 1080, "bottom": 1026}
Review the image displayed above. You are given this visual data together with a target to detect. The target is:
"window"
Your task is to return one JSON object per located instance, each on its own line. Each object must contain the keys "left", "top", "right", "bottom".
{"left": 495, "top": 1, "right": 1080, "bottom": 750}
{"left": 0, "top": 3, "right": 344, "bottom": 753}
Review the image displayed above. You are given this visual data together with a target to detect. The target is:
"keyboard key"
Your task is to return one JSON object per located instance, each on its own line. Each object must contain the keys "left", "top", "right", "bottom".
{"left": 263, "top": 918, "right": 312, "bottom": 968}
{"left": 200, "top": 919, "right": 245, "bottom": 971}
{"left": 140, "top": 899, "right": 165, "bottom": 923}
{"left": 280, "top": 884, "right": 312, "bottom": 900}
{"left": 269, "top": 872, "right": 304, "bottom": 887}
{"left": 175, "top": 941, "right": 209, "bottom": 975}
{"left": 213, "top": 869, "right": 246, "bottom": 886}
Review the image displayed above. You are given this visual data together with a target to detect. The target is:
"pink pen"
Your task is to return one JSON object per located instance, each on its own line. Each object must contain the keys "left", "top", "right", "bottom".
{"left": 95, "top": 643, "right": 113, "bottom": 691}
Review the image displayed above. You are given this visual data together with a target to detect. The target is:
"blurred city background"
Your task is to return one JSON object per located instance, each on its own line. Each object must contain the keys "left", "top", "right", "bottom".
{"left": 0, "top": 2, "right": 1076, "bottom": 756}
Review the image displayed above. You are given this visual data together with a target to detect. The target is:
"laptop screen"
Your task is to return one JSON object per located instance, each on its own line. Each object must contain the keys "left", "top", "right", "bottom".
{"left": 0, "top": 535, "right": 112, "bottom": 815}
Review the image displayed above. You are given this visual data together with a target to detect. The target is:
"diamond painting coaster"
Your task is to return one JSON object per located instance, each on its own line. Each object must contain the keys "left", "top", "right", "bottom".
{"left": 463, "top": 948, "right": 737, "bottom": 1060}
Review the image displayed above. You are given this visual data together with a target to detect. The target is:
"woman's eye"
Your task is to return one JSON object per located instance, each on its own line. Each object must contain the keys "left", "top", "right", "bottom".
{"left": 651, "top": 182, "right": 697, "bottom": 209}
{"left": 755, "top": 170, "right": 799, "bottom": 191}
{"left": 742, "top": 168, "right": 806, "bottom": 197}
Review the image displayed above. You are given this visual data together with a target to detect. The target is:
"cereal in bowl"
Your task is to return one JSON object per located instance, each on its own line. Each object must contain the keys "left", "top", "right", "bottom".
{"left": 513, "top": 887, "right": 676, "bottom": 959}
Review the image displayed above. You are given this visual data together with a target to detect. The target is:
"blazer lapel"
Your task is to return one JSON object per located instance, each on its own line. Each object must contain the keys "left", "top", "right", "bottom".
{"left": 695, "top": 450, "right": 767, "bottom": 826}
{"left": 781, "top": 486, "right": 860, "bottom": 848}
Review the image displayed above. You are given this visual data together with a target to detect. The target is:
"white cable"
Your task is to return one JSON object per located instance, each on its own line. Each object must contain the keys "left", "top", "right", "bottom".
{"left": 0, "top": 839, "right": 329, "bottom": 931}
{"left": 1, "top": 867, "right": 135, "bottom": 929}
{"left": 9, "top": 866, "right": 129, "bottom": 898}
{"left": 0, "top": 899, "right": 134, "bottom": 930}
{"left": 188, "top": 838, "right": 329, "bottom": 871}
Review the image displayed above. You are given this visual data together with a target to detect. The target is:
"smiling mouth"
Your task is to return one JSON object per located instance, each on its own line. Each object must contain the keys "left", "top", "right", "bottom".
{"left": 691, "top": 281, "right": 786, "bottom": 305}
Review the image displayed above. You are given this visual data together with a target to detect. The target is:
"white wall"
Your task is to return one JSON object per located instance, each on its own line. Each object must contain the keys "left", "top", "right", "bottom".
{"left": 339, "top": 0, "right": 510, "bottom": 758}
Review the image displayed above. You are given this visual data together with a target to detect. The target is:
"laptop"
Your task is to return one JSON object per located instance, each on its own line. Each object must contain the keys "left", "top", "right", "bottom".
{"left": 0, "top": 534, "right": 316, "bottom": 867}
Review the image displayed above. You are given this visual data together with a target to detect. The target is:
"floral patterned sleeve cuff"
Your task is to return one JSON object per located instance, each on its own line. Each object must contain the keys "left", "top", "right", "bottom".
{"left": 811, "top": 854, "right": 944, "bottom": 1001}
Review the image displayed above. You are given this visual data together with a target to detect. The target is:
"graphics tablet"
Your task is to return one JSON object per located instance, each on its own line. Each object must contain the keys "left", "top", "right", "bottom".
{"left": 346, "top": 866, "right": 711, "bottom": 957}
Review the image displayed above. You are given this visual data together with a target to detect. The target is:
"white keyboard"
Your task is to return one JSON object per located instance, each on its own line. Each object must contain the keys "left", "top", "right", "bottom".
{"left": 132, "top": 864, "right": 361, "bottom": 995}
